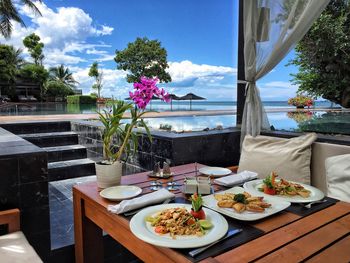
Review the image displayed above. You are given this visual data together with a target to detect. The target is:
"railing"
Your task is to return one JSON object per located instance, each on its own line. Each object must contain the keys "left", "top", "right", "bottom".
{"left": 0, "top": 102, "right": 34, "bottom": 115}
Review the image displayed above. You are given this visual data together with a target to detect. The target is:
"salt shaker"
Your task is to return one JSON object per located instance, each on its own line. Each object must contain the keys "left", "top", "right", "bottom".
{"left": 153, "top": 162, "right": 161, "bottom": 176}
{"left": 163, "top": 161, "right": 171, "bottom": 175}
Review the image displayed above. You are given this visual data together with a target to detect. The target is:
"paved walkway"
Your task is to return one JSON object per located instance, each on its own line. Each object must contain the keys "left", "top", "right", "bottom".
{"left": 0, "top": 107, "right": 344, "bottom": 123}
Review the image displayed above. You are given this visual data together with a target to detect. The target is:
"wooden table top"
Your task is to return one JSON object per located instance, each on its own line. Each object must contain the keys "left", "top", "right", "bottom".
{"left": 73, "top": 163, "right": 350, "bottom": 263}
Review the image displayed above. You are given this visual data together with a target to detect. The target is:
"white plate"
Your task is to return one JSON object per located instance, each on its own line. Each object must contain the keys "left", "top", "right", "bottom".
{"left": 243, "top": 180, "right": 324, "bottom": 203}
{"left": 129, "top": 203, "right": 228, "bottom": 248}
{"left": 99, "top": 185, "right": 142, "bottom": 201}
{"left": 199, "top": 167, "right": 232, "bottom": 177}
{"left": 202, "top": 187, "right": 291, "bottom": 221}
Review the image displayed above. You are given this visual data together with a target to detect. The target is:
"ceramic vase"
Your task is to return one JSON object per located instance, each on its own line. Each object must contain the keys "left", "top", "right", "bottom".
{"left": 95, "top": 161, "right": 122, "bottom": 188}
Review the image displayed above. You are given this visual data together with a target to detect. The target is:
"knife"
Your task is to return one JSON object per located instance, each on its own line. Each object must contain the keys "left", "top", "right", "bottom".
{"left": 188, "top": 228, "right": 243, "bottom": 257}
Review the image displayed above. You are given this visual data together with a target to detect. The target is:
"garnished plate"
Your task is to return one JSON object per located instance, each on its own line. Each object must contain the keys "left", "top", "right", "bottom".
{"left": 243, "top": 180, "right": 324, "bottom": 203}
{"left": 202, "top": 187, "right": 291, "bottom": 221}
{"left": 129, "top": 204, "right": 228, "bottom": 248}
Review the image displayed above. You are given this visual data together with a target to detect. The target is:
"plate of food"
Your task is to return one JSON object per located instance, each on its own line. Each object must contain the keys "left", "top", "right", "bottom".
{"left": 243, "top": 172, "right": 324, "bottom": 203}
{"left": 199, "top": 167, "right": 232, "bottom": 177}
{"left": 129, "top": 203, "right": 228, "bottom": 248}
{"left": 202, "top": 187, "right": 290, "bottom": 221}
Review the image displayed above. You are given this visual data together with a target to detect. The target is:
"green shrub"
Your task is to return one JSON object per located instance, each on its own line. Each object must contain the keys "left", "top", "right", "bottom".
{"left": 46, "top": 81, "right": 74, "bottom": 97}
{"left": 67, "top": 95, "right": 96, "bottom": 104}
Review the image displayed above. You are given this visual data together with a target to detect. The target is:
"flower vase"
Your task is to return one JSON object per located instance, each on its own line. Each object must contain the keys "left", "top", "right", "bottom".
{"left": 95, "top": 161, "right": 123, "bottom": 188}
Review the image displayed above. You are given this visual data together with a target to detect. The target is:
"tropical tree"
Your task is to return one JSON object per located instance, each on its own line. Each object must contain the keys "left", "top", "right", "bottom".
{"left": 23, "top": 33, "right": 44, "bottom": 65}
{"left": 20, "top": 64, "right": 48, "bottom": 100}
{"left": 0, "top": 44, "right": 25, "bottom": 96}
{"left": 289, "top": 0, "right": 350, "bottom": 108}
{"left": 115, "top": 37, "right": 172, "bottom": 83}
{"left": 88, "top": 62, "right": 103, "bottom": 98}
{"left": 45, "top": 81, "right": 75, "bottom": 97}
{"left": 0, "top": 0, "right": 42, "bottom": 39}
{"left": 49, "top": 64, "right": 78, "bottom": 88}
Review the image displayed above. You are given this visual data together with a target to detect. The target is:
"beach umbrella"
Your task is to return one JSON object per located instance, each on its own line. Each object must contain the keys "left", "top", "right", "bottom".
{"left": 168, "top": 94, "right": 180, "bottom": 111}
{"left": 178, "top": 93, "right": 206, "bottom": 110}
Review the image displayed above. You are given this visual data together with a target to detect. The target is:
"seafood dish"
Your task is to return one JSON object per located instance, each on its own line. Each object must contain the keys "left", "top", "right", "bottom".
{"left": 260, "top": 172, "right": 311, "bottom": 198}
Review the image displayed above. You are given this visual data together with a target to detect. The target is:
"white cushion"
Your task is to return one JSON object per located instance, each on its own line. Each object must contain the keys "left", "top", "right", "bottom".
{"left": 238, "top": 133, "right": 317, "bottom": 184}
{"left": 311, "top": 142, "right": 350, "bottom": 193}
{"left": 0, "top": 231, "right": 42, "bottom": 263}
{"left": 325, "top": 154, "right": 350, "bottom": 203}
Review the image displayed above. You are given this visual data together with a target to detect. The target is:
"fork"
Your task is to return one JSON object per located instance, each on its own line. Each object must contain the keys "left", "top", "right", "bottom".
{"left": 124, "top": 197, "right": 173, "bottom": 216}
{"left": 301, "top": 199, "right": 327, "bottom": 209}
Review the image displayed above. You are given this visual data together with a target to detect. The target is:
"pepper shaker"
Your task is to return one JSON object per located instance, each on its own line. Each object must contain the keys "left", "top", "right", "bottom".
{"left": 163, "top": 161, "right": 171, "bottom": 175}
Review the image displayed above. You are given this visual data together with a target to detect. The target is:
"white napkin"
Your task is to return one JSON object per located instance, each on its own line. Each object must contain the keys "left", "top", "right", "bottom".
{"left": 214, "top": 170, "right": 258, "bottom": 187}
{"left": 107, "top": 188, "right": 175, "bottom": 214}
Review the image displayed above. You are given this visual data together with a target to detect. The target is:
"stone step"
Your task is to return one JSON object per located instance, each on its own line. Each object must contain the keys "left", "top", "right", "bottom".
{"left": 43, "top": 145, "right": 87, "bottom": 162}
{"left": 19, "top": 131, "right": 78, "bottom": 147}
{"left": 0, "top": 121, "right": 71, "bottom": 134}
{"left": 48, "top": 158, "right": 96, "bottom": 181}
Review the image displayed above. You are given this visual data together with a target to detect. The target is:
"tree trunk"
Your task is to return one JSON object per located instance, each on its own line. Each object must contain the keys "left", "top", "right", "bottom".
{"left": 341, "top": 87, "right": 350, "bottom": 108}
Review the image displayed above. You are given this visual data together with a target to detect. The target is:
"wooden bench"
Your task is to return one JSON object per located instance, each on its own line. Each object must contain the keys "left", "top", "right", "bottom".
{"left": 0, "top": 209, "right": 42, "bottom": 263}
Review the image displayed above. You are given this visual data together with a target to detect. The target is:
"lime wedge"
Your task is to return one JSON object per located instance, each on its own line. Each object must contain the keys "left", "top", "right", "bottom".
{"left": 198, "top": 219, "right": 213, "bottom": 229}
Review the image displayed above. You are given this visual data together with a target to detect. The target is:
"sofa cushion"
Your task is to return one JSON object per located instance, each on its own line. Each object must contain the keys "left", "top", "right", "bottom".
{"left": 311, "top": 142, "right": 350, "bottom": 193}
{"left": 238, "top": 133, "right": 317, "bottom": 184}
{"left": 325, "top": 154, "right": 350, "bottom": 203}
{"left": 0, "top": 231, "right": 42, "bottom": 263}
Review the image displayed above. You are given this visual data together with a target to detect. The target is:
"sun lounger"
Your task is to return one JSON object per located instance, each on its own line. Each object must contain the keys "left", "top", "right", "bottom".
{"left": 27, "top": 95, "right": 38, "bottom": 101}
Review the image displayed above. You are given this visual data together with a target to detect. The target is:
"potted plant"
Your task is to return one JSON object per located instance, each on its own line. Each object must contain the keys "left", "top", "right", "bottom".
{"left": 288, "top": 95, "right": 314, "bottom": 109}
{"left": 95, "top": 76, "right": 170, "bottom": 188}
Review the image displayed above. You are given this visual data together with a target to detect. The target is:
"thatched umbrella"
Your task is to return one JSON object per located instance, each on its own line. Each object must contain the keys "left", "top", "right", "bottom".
{"left": 178, "top": 93, "right": 206, "bottom": 110}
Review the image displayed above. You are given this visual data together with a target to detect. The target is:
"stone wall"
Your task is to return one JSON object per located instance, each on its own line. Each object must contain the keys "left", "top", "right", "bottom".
{"left": 0, "top": 128, "right": 50, "bottom": 260}
{"left": 71, "top": 120, "right": 241, "bottom": 171}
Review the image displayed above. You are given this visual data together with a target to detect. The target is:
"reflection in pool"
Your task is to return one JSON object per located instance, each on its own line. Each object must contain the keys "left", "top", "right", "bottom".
{"left": 141, "top": 111, "right": 350, "bottom": 135}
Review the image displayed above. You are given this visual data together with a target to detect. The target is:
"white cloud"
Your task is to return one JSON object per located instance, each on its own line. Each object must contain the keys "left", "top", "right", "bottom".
{"left": 167, "top": 60, "right": 236, "bottom": 87}
{"left": 258, "top": 81, "right": 299, "bottom": 100}
{"left": 0, "top": 1, "right": 114, "bottom": 66}
{"left": 261, "top": 81, "right": 296, "bottom": 89}
{"left": 72, "top": 67, "right": 128, "bottom": 98}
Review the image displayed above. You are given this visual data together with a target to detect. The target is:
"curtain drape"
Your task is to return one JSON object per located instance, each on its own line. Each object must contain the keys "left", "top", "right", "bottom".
{"left": 241, "top": 0, "right": 330, "bottom": 141}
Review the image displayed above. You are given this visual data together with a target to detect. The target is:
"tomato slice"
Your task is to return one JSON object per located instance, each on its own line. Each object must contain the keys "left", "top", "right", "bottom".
{"left": 154, "top": 226, "right": 167, "bottom": 234}
{"left": 190, "top": 209, "right": 206, "bottom": 220}
{"left": 263, "top": 186, "right": 276, "bottom": 195}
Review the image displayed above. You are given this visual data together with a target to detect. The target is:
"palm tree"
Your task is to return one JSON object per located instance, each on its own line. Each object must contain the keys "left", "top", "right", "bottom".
{"left": 0, "top": 0, "right": 42, "bottom": 39}
{"left": 8, "top": 46, "right": 25, "bottom": 68}
{"left": 49, "top": 64, "right": 78, "bottom": 88}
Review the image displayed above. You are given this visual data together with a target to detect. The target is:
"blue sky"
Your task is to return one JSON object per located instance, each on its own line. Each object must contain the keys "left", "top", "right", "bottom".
{"left": 1, "top": 0, "right": 300, "bottom": 100}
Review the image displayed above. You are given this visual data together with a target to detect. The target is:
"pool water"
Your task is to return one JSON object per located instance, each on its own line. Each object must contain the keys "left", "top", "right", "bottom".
{"left": 0, "top": 103, "right": 349, "bottom": 135}
{"left": 142, "top": 111, "right": 350, "bottom": 135}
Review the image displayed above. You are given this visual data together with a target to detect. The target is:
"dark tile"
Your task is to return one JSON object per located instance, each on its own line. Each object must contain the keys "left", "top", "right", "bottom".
{"left": 19, "top": 153, "right": 48, "bottom": 184}
{"left": 0, "top": 158, "right": 19, "bottom": 209}
{"left": 19, "top": 181, "right": 49, "bottom": 208}
{"left": 21, "top": 205, "right": 50, "bottom": 234}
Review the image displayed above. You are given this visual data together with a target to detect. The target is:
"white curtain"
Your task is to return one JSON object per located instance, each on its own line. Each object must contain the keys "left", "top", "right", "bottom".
{"left": 241, "top": 0, "right": 330, "bottom": 141}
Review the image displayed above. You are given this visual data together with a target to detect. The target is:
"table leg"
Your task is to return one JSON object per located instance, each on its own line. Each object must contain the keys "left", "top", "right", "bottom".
{"left": 74, "top": 189, "right": 104, "bottom": 263}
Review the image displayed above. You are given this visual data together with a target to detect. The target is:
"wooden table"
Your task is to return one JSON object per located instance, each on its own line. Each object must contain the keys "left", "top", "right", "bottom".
{"left": 73, "top": 163, "right": 350, "bottom": 263}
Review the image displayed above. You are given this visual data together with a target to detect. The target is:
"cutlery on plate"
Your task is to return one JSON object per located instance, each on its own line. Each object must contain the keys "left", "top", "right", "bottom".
{"left": 188, "top": 228, "right": 243, "bottom": 257}
{"left": 301, "top": 199, "right": 327, "bottom": 209}
{"left": 124, "top": 198, "right": 173, "bottom": 216}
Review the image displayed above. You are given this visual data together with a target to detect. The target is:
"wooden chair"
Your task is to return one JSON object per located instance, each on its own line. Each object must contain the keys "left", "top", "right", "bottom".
{"left": 0, "top": 209, "right": 42, "bottom": 263}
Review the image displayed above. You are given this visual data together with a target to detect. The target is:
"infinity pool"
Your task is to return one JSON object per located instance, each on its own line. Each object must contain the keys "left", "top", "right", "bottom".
{"left": 142, "top": 111, "right": 350, "bottom": 135}
{"left": 1, "top": 103, "right": 349, "bottom": 135}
